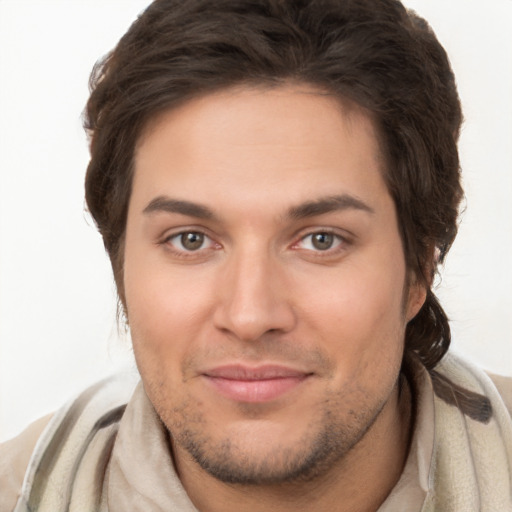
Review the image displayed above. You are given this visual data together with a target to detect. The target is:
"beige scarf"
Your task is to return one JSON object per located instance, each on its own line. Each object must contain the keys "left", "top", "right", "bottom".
{"left": 14, "top": 354, "right": 512, "bottom": 511}
{"left": 421, "top": 355, "right": 512, "bottom": 511}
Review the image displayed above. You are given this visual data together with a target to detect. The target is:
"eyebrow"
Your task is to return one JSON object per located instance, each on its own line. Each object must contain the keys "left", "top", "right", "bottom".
{"left": 287, "top": 194, "right": 375, "bottom": 219}
{"left": 142, "top": 193, "right": 374, "bottom": 221}
{"left": 143, "top": 196, "right": 215, "bottom": 219}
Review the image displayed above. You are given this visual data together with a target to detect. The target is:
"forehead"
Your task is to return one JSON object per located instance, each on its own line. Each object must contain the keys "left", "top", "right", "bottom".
{"left": 137, "top": 84, "right": 380, "bottom": 157}
{"left": 131, "top": 84, "right": 388, "bottom": 216}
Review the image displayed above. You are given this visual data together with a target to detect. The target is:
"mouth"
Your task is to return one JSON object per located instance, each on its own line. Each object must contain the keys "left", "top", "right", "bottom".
{"left": 202, "top": 365, "right": 312, "bottom": 403}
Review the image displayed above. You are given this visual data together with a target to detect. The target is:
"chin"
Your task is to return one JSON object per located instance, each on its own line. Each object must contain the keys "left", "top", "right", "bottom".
{"left": 167, "top": 393, "right": 383, "bottom": 485}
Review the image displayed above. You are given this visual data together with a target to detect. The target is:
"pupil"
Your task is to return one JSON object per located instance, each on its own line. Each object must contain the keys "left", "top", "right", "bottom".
{"left": 182, "top": 232, "right": 204, "bottom": 250}
{"left": 312, "top": 233, "right": 333, "bottom": 250}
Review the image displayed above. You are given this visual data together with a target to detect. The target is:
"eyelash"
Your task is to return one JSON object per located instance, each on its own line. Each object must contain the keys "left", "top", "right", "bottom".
{"left": 160, "top": 228, "right": 350, "bottom": 258}
{"left": 292, "top": 230, "right": 349, "bottom": 255}
{"left": 160, "top": 230, "right": 220, "bottom": 259}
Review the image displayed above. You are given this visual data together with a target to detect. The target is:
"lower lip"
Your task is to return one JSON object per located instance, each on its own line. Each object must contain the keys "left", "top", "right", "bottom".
{"left": 204, "top": 376, "right": 307, "bottom": 403}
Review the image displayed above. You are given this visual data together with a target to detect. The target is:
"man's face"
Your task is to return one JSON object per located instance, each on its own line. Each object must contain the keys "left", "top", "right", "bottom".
{"left": 124, "top": 85, "right": 424, "bottom": 484}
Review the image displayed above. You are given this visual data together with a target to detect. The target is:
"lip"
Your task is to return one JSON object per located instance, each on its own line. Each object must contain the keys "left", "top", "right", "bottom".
{"left": 202, "top": 365, "right": 311, "bottom": 403}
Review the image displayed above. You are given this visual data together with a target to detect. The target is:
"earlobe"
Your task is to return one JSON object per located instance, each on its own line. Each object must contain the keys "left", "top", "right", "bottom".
{"left": 406, "top": 282, "right": 427, "bottom": 322}
{"left": 405, "top": 245, "right": 436, "bottom": 322}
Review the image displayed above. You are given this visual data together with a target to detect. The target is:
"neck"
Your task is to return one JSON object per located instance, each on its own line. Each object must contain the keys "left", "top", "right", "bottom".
{"left": 172, "top": 376, "right": 413, "bottom": 512}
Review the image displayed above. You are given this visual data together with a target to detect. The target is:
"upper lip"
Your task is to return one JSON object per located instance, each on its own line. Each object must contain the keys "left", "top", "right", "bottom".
{"left": 203, "top": 364, "right": 311, "bottom": 381}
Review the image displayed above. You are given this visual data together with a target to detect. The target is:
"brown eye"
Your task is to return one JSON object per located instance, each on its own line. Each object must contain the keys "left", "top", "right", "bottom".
{"left": 311, "top": 232, "right": 334, "bottom": 250}
{"left": 180, "top": 232, "right": 205, "bottom": 251}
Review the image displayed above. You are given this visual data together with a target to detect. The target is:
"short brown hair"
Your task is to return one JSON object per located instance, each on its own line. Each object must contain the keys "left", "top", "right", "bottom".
{"left": 84, "top": 0, "right": 463, "bottom": 370}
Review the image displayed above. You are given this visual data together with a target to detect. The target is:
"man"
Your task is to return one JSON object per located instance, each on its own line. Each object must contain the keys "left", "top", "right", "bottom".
{"left": 1, "top": 1, "right": 511, "bottom": 511}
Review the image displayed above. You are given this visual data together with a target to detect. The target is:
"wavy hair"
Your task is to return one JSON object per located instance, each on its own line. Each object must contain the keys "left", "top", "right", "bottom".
{"left": 84, "top": 0, "right": 463, "bottom": 370}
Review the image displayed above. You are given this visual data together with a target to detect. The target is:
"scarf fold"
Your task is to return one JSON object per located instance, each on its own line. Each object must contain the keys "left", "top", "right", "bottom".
{"left": 422, "top": 355, "right": 512, "bottom": 511}
{"left": 13, "top": 372, "right": 138, "bottom": 512}
{"left": 13, "top": 354, "right": 512, "bottom": 512}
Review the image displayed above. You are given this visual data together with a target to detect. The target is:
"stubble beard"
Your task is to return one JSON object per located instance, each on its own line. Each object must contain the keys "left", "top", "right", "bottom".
{"left": 165, "top": 391, "right": 388, "bottom": 486}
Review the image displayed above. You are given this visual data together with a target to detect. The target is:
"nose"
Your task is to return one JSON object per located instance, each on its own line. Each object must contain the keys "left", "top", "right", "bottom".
{"left": 213, "top": 248, "right": 296, "bottom": 342}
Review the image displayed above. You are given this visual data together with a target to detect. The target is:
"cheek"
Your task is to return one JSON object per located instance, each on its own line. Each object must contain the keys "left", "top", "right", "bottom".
{"left": 296, "top": 257, "right": 407, "bottom": 378}
{"left": 123, "top": 256, "right": 216, "bottom": 385}
{"left": 125, "top": 253, "right": 214, "bottom": 329}
{"left": 304, "top": 260, "right": 406, "bottom": 334}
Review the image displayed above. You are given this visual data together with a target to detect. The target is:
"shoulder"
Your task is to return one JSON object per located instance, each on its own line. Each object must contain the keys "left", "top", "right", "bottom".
{"left": 13, "top": 372, "right": 139, "bottom": 511}
{"left": 487, "top": 372, "right": 512, "bottom": 418}
{"left": 0, "top": 414, "right": 52, "bottom": 512}
{"left": 431, "top": 353, "right": 512, "bottom": 424}
{"left": 0, "top": 372, "right": 139, "bottom": 512}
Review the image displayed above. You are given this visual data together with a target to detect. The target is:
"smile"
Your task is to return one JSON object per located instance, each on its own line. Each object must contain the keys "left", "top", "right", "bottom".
{"left": 203, "top": 365, "right": 311, "bottom": 403}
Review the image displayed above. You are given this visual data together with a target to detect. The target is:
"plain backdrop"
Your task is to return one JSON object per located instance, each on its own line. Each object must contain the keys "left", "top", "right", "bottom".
{"left": 0, "top": 0, "right": 511, "bottom": 442}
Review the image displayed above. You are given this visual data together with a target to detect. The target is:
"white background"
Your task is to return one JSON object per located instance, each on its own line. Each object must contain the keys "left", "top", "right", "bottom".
{"left": 0, "top": 0, "right": 511, "bottom": 442}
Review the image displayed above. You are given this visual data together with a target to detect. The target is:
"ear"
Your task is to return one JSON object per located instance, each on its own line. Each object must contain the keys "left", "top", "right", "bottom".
{"left": 405, "top": 278, "right": 427, "bottom": 322}
{"left": 405, "top": 244, "right": 437, "bottom": 321}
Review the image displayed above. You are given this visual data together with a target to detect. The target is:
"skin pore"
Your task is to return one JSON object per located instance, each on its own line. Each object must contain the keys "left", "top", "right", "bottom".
{"left": 123, "top": 84, "right": 426, "bottom": 512}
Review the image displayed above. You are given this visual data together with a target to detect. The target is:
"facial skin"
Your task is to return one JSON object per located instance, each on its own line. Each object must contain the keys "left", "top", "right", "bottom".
{"left": 124, "top": 85, "right": 426, "bottom": 512}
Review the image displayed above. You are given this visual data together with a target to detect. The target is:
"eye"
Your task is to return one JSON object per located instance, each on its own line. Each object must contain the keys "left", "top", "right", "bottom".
{"left": 166, "top": 231, "right": 213, "bottom": 252}
{"left": 297, "top": 231, "right": 343, "bottom": 251}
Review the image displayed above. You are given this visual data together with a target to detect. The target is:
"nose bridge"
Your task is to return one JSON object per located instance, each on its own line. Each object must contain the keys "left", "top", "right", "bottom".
{"left": 214, "top": 241, "right": 294, "bottom": 340}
